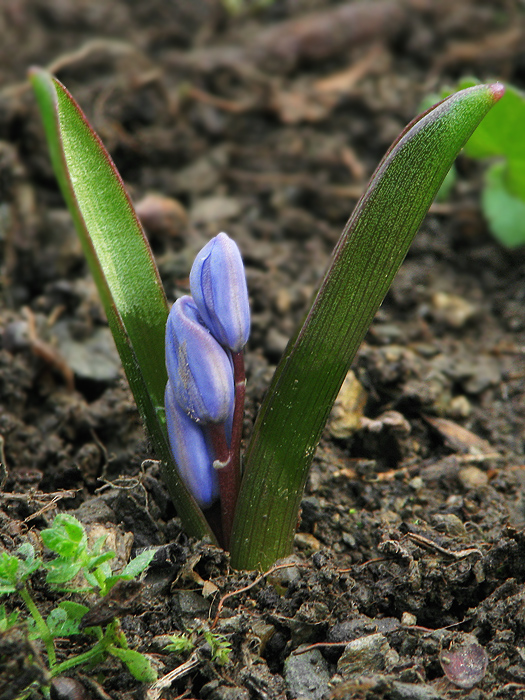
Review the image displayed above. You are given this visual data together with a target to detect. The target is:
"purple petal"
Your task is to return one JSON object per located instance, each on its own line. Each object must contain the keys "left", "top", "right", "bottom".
{"left": 165, "top": 381, "right": 219, "bottom": 509}
{"left": 166, "top": 296, "right": 234, "bottom": 424}
{"left": 190, "top": 232, "right": 250, "bottom": 352}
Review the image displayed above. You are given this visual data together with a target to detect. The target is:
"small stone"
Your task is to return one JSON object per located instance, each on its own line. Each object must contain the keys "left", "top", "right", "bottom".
{"left": 458, "top": 466, "right": 489, "bottom": 490}
{"left": 448, "top": 395, "right": 472, "bottom": 419}
{"left": 409, "top": 476, "right": 424, "bottom": 492}
{"left": 337, "top": 633, "right": 399, "bottom": 678}
{"left": 284, "top": 648, "right": 331, "bottom": 700}
{"left": 135, "top": 192, "right": 188, "bottom": 239}
{"left": 173, "top": 590, "right": 209, "bottom": 616}
{"left": 431, "top": 291, "right": 477, "bottom": 328}
{"left": 328, "top": 370, "right": 368, "bottom": 438}
{"left": 251, "top": 621, "right": 276, "bottom": 656}
{"left": 401, "top": 612, "right": 417, "bottom": 626}
{"left": 53, "top": 322, "right": 121, "bottom": 382}
{"left": 432, "top": 513, "right": 467, "bottom": 538}
{"left": 294, "top": 532, "right": 322, "bottom": 551}
{"left": 265, "top": 327, "right": 290, "bottom": 357}
{"left": 191, "top": 195, "right": 242, "bottom": 224}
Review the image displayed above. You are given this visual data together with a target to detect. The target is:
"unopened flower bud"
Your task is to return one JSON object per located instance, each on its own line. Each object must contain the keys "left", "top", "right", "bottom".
{"left": 190, "top": 232, "right": 250, "bottom": 352}
{"left": 165, "top": 381, "right": 219, "bottom": 508}
{"left": 165, "top": 295, "right": 234, "bottom": 424}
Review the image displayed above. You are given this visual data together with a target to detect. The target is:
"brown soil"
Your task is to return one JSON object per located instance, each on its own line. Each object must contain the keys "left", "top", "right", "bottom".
{"left": 1, "top": 1, "right": 525, "bottom": 699}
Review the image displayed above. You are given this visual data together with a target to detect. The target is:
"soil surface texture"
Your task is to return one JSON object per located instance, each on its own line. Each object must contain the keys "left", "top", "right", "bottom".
{"left": 1, "top": 1, "right": 525, "bottom": 699}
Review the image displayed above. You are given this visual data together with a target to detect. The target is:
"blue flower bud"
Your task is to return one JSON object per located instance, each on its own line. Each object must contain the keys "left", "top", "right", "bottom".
{"left": 190, "top": 232, "right": 250, "bottom": 352}
{"left": 166, "top": 295, "right": 234, "bottom": 424}
{"left": 165, "top": 381, "right": 219, "bottom": 508}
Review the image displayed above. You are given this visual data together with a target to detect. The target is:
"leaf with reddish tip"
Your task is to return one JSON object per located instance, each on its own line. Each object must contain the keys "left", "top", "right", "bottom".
{"left": 231, "top": 83, "right": 504, "bottom": 570}
{"left": 30, "top": 68, "right": 214, "bottom": 542}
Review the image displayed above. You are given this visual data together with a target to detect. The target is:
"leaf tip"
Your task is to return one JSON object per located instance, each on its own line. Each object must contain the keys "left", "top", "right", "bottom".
{"left": 489, "top": 82, "right": 505, "bottom": 103}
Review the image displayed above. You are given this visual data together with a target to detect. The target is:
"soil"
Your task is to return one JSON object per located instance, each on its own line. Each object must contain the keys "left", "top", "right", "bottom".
{"left": 1, "top": 1, "right": 525, "bottom": 699}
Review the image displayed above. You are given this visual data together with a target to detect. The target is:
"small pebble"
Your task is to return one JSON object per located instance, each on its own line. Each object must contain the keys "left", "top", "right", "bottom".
{"left": 401, "top": 612, "right": 417, "bottom": 626}
{"left": 284, "top": 648, "right": 331, "bottom": 700}
{"left": 458, "top": 466, "right": 489, "bottom": 490}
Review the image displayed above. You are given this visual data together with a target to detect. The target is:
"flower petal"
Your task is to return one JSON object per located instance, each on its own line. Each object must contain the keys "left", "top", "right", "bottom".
{"left": 165, "top": 381, "right": 219, "bottom": 509}
{"left": 190, "top": 232, "right": 250, "bottom": 352}
{"left": 166, "top": 296, "right": 234, "bottom": 424}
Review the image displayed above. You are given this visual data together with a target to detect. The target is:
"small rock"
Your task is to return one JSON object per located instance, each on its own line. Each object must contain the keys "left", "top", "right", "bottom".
{"left": 265, "top": 327, "right": 290, "bottom": 357}
{"left": 401, "top": 612, "right": 417, "bottom": 626}
{"left": 284, "top": 648, "right": 331, "bottom": 700}
{"left": 201, "top": 680, "right": 250, "bottom": 700}
{"left": 337, "top": 633, "right": 399, "bottom": 678}
{"left": 458, "top": 466, "right": 489, "bottom": 490}
{"left": 53, "top": 322, "right": 121, "bottom": 382}
{"left": 173, "top": 589, "right": 210, "bottom": 616}
{"left": 448, "top": 395, "right": 472, "bottom": 419}
{"left": 135, "top": 192, "right": 188, "bottom": 240}
{"left": 191, "top": 195, "right": 242, "bottom": 224}
{"left": 431, "top": 291, "right": 477, "bottom": 328}
{"left": 294, "top": 532, "right": 322, "bottom": 552}
{"left": 251, "top": 621, "right": 276, "bottom": 656}
{"left": 328, "top": 370, "right": 368, "bottom": 438}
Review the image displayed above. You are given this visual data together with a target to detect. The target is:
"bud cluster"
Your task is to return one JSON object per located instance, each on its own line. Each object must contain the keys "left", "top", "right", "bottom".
{"left": 164, "top": 233, "right": 250, "bottom": 514}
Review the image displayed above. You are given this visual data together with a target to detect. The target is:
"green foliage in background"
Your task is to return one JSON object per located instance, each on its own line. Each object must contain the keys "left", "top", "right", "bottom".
{"left": 426, "top": 79, "right": 525, "bottom": 248}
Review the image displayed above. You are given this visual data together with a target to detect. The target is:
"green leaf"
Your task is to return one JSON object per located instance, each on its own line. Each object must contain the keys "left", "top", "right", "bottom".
{"left": 481, "top": 162, "right": 525, "bottom": 248}
{"left": 110, "top": 646, "right": 158, "bottom": 683}
{"left": 30, "top": 68, "right": 214, "bottom": 542}
{"left": 0, "top": 603, "right": 19, "bottom": 631}
{"left": 164, "top": 633, "right": 194, "bottom": 655}
{"left": 41, "top": 514, "right": 86, "bottom": 558}
{"left": 120, "top": 548, "right": 156, "bottom": 579}
{"left": 45, "top": 560, "right": 83, "bottom": 585}
{"left": 230, "top": 83, "right": 503, "bottom": 570}
{"left": 0, "top": 552, "right": 19, "bottom": 592}
{"left": 17, "top": 543, "right": 42, "bottom": 579}
{"left": 46, "top": 605, "right": 85, "bottom": 637}
{"left": 85, "top": 551, "right": 116, "bottom": 572}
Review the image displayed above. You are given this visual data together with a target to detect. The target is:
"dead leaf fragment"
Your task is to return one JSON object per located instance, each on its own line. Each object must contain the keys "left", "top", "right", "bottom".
{"left": 423, "top": 416, "right": 495, "bottom": 455}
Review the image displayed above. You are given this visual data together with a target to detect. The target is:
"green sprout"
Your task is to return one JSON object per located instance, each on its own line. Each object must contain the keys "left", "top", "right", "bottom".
{"left": 0, "top": 514, "right": 156, "bottom": 696}
{"left": 29, "top": 68, "right": 503, "bottom": 570}
{"left": 164, "top": 626, "right": 231, "bottom": 666}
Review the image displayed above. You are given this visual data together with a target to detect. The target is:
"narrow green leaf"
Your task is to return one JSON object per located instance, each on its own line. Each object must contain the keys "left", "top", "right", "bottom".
{"left": 29, "top": 68, "right": 214, "bottom": 542}
{"left": 230, "top": 83, "right": 503, "bottom": 570}
{"left": 120, "top": 548, "right": 156, "bottom": 579}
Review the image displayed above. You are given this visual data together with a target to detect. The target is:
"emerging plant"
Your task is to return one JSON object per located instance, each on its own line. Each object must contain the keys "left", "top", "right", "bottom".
{"left": 0, "top": 514, "right": 156, "bottom": 696}
{"left": 165, "top": 626, "right": 232, "bottom": 666}
{"left": 29, "top": 68, "right": 503, "bottom": 570}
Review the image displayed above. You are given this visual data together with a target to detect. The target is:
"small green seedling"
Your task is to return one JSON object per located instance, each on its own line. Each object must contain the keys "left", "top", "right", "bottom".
{"left": 0, "top": 514, "right": 157, "bottom": 696}
{"left": 165, "top": 626, "right": 231, "bottom": 666}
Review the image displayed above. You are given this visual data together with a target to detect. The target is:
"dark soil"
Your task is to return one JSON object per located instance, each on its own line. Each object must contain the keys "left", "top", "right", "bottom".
{"left": 1, "top": 1, "right": 525, "bottom": 698}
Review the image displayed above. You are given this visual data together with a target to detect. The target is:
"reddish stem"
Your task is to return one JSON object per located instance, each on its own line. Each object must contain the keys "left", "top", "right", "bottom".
{"left": 230, "top": 350, "right": 246, "bottom": 485}
{"left": 208, "top": 352, "right": 245, "bottom": 549}
{"left": 208, "top": 423, "right": 235, "bottom": 549}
